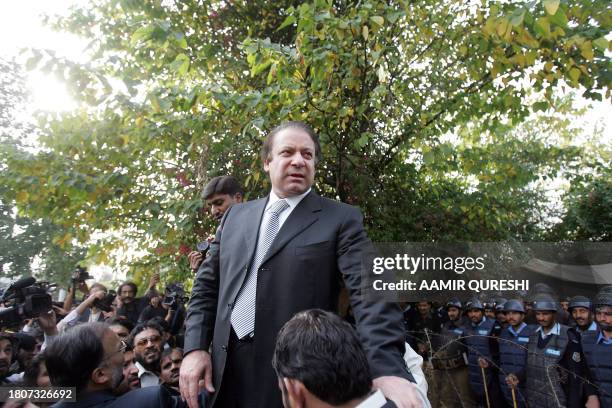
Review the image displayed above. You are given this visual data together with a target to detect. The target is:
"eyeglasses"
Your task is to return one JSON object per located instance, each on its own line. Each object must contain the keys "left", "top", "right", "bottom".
{"left": 135, "top": 335, "right": 162, "bottom": 347}
{"left": 101, "top": 340, "right": 128, "bottom": 364}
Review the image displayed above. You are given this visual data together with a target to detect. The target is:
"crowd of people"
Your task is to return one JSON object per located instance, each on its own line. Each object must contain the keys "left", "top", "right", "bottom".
{"left": 404, "top": 287, "right": 612, "bottom": 407}
{"left": 1, "top": 121, "right": 610, "bottom": 408}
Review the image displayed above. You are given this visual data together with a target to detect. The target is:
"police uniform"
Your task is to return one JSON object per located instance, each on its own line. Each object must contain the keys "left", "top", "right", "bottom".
{"left": 525, "top": 323, "right": 586, "bottom": 408}
{"left": 498, "top": 322, "right": 535, "bottom": 408}
{"left": 463, "top": 311, "right": 503, "bottom": 407}
{"left": 432, "top": 318, "right": 477, "bottom": 408}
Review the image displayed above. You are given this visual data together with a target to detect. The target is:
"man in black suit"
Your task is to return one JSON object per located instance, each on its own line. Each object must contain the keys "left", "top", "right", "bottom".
{"left": 180, "top": 121, "right": 421, "bottom": 408}
{"left": 273, "top": 309, "right": 399, "bottom": 408}
{"left": 46, "top": 322, "right": 185, "bottom": 408}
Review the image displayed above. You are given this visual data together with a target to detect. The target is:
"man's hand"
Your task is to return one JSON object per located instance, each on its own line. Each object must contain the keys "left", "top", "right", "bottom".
{"left": 188, "top": 251, "right": 203, "bottom": 271}
{"left": 585, "top": 395, "right": 600, "bottom": 408}
{"left": 37, "top": 308, "right": 58, "bottom": 336}
{"left": 373, "top": 376, "right": 423, "bottom": 408}
{"left": 505, "top": 374, "right": 519, "bottom": 388}
{"left": 478, "top": 357, "right": 489, "bottom": 369}
{"left": 149, "top": 273, "right": 160, "bottom": 289}
{"left": 179, "top": 350, "right": 215, "bottom": 408}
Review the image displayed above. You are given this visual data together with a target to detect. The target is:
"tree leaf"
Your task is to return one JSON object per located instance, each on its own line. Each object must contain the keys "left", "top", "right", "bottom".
{"left": 543, "top": 0, "right": 560, "bottom": 16}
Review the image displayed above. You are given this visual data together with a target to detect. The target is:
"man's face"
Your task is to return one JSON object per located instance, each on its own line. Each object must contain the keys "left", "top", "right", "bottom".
{"left": 560, "top": 301, "right": 569, "bottom": 312}
{"left": 99, "top": 331, "right": 125, "bottom": 389}
{"left": 571, "top": 307, "right": 592, "bottom": 329}
{"left": 206, "top": 193, "right": 242, "bottom": 221}
{"left": 119, "top": 286, "right": 135, "bottom": 304}
{"left": 160, "top": 349, "right": 183, "bottom": 387}
{"left": 447, "top": 307, "right": 460, "bottom": 321}
{"left": 496, "top": 311, "right": 507, "bottom": 324}
{"left": 264, "top": 127, "right": 316, "bottom": 198}
{"left": 595, "top": 306, "right": 612, "bottom": 331}
{"left": 485, "top": 309, "right": 495, "bottom": 320}
{"left": 468, "top": 309, "right": 484, "bottom": 324}
{"left": 150, "top": 295, "right": 161, "bottom": 308}
{"left": 109, "top": 324, "right": 130, "bottom": 340}
{"left": 0, "top": 339, "right": 13, "bottom": 377}
{"left": 535, "top": 311, "right": 555, "bottom": 329}
{"left": 133, "top": 328, "right": 162, "bottom": 370}
{"left": 116, "top": 350, "right": 139, "bottom": 394}
{"left": 417, "top": 302, "right": 431, "bottom": 317}
{"left": 18, "top": 347, "right": 35, "bottom": 369}
{"left": 506, "top": 311, "right": 524, "bottom": 327}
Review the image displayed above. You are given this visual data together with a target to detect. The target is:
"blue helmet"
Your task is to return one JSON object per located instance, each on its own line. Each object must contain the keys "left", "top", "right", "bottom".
{"left": 503, "top": 299, "right": 525, "bottom": 313}
{"left": 594, "top": 292, "right": 612, "bottom": 308}
{"left": 494, "top": 298, "right": 508, "bottom": 312}
{"left": 445, "top": 298, "right": 462, "bottom": 310}
{"left": 568, "top": 295, "right": 592, "bottom": 311}
{"left": 466, "top": 298, "right": 484, "bottom": 311}
{"left": 532, "top": 294, "right": 558, "bottom": 312}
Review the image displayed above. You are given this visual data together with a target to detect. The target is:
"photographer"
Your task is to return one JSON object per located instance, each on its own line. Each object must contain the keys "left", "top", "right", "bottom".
{"left": 187, "top": 175, "right": 244, "bottom": 272}
{"left": 137, "top": 294, "right": 167, "bottom": 324}
{"left": 116, "top": 275, "right": 160, "bottom": 325}
{"left": 56, "top": 287, "right": 108, "bottom": 332}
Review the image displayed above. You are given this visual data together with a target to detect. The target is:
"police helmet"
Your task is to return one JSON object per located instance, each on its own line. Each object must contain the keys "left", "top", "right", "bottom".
{"left": 494, "top": 298, "right": 508, "bottom": 312}
{"left": 466, "top": 298, "right": 484, "bottom": 311}
{"left": 568, "top": 295, "right": 592, "bottom": 311}
{"left": 445, "top": 298, "right": 462, "bottom": 310}
{"left": 593, "top": 292, "right": 612, "bottom": 308}
{"left": 532, "top": 294, "right": 558, "bottom": 312}
{"left": 503, "top": 299, "right": 525, "bottom": 313}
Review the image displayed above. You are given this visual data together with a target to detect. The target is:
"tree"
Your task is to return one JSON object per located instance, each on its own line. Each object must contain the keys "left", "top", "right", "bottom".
{"left": 0, "top": 58, "right": 86, "bottom": 282}
{"left": 2, "top": 0, "right": 609, "bottom": 282}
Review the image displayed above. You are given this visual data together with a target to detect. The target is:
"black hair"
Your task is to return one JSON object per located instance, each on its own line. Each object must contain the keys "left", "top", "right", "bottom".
{"left": 44, "top": 322, "right": 108, "bottom": 394}
{"left": 127, "top": 321, "right": 164, "bottom": 348}
{"left": 117, "top": 281, "right": 137, "bottom": 296}
{"left": 161, "top": 347, "right": 183, "bottom": 360}
{"left": 23, "top": 353, "right": 46, "bottom": 386}
{"left": 106, "top": 316, "right": 135, "bottom": 333}
{"left": 261, "top": 121, "right": 322, "bottom": 165}
{"left": 272, "top": 309, "right": 371, "bottom": 405}
{"left": 202, "top": 175, "right": 244, "bottom": 200}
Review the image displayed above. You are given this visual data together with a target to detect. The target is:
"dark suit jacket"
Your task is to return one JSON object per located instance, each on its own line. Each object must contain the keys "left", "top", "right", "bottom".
{"left": 184, "top": 191, "right": 411, "bottom": 407}
{"left": 49, "top": 386, "right": 186, "bottom": 408}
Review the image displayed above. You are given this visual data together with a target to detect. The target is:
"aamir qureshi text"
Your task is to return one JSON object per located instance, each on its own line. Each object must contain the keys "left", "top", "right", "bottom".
{"left": 372, "top": 279, "right": 530, "bottom": 293}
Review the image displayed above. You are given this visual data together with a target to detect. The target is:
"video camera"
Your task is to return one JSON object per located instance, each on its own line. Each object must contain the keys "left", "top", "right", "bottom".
{"left": 71, "top": 265, "right": 93, "bottom": 284}
{"left": 162, "top": 283, "right": 188, "bottom": 310}
{"left": 93, "top": 290, "right": 117, "bottom": 312}
{"left": 0, "top": 277, "right": 54, "bottom": 328}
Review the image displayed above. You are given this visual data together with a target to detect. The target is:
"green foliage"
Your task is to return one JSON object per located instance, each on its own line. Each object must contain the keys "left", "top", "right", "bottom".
{"left": 2, "top": 0, "right": 610, "bottom": 283}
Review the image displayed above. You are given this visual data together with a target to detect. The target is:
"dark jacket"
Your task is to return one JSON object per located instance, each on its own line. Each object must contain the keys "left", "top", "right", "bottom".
{"left": 49, "top": 386, "right": 186, "bottom": 408}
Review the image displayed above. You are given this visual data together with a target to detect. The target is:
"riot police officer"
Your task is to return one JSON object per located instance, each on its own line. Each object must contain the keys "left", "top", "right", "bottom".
{"left": 523, "top": 294, "right": 593, "bottom": 408}
{"left": 431, "top": 298, "right": 477, "bottom": 408}
{"left": 568, "top": 296, "right": 597, "bottom": 333}
{"left": 499, "top": 299, "right": 535, "bottom": 408}
{"left": 463, "top": 298, "right": 503, "bottom": 407}
{"left": 580, "top": 291, "right": 612, "bottom": 407}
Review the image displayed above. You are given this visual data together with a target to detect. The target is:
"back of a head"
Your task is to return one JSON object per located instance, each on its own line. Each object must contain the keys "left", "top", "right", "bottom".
{"left": 272, "top": 309, "right": 371, "bottom": 406}
{"left": 202, "top": 175, "right": 244, "bottom": 200}
{"left": 45, "top": 323, "right": 108, "bottom": 394}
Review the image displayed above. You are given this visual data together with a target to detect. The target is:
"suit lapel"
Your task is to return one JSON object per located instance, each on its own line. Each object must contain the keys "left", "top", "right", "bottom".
{"left": 260, "top": 190, "right": 321, "bottom": 266}
{"left": 242, "top": 197, "right": 269, "bottom": 267}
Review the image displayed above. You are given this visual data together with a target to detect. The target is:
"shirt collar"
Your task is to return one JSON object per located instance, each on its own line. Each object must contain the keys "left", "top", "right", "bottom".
{"left": 597, "top": 331, "right": 612, "bottom": 345}
{"left": 536, "top": 322, "right": 560, "bottom": 338}
{"left": 509, "top": 322, "right": 527, "bottom": 336}
{"left": 355, "top": 390, "right": 387, "bottom": 408}
{"left": 267, "top": 188, "right": 311, "bottom": 211}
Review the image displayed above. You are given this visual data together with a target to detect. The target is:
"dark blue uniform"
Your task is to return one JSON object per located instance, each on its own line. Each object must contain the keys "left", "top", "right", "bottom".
{"left": 581, "top": 330, "right": 612, "bottom": 407}
{"left": 497, "top": 323, "right": 535, "bottom": 407}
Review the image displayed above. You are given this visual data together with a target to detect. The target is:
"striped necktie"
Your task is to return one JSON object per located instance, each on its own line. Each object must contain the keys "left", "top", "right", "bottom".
{"left": 230, "top": 199, "right": 289, "bottom": 339}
